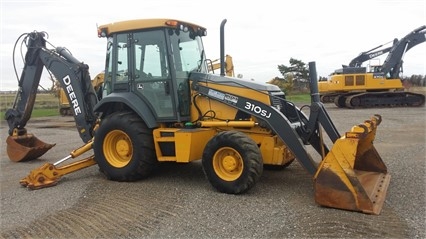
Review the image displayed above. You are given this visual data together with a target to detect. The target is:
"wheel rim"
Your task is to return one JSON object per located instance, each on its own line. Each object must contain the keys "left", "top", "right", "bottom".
{"left": 212, "top": 147, "right": 243, "bottom": 181}
{"left": 103, "top": 130, "right": 133, "bottom": 168}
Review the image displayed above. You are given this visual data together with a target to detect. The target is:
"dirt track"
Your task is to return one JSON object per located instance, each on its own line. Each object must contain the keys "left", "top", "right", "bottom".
{"left": 0, "top": 104, "right": 425, "bottom": 238}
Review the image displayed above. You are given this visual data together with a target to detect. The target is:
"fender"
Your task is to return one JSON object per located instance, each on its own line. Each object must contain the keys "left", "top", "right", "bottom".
{"left": 94, "top": 92, "right": 158, "bottom": 128}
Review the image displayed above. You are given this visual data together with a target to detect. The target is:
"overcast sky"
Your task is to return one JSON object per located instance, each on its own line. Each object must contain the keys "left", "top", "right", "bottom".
{"left": 1, "top": 0, "right": 425, "bottom": 91}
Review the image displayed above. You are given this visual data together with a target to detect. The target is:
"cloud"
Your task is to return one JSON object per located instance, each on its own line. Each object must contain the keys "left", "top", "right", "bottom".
{"left": 1, "top": 0, "right": 425, "bottom": 90}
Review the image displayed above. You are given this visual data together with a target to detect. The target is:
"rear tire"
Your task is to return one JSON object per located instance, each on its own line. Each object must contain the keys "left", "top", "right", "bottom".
{"left": 202, "top": 131, "right": 263, "bottom": 194}
{"left": 94, "top": 111, "right": 158, "bottom": 181}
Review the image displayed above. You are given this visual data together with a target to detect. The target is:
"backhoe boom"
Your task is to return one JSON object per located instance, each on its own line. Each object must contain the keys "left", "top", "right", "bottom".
{"left": 6, "top": 31, "right": 98, "bottom": 162}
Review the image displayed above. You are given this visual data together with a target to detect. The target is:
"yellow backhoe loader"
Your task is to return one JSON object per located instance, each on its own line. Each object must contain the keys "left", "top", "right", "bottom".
{"left": 5, "top": 19, "right": 390, "bottom": 215}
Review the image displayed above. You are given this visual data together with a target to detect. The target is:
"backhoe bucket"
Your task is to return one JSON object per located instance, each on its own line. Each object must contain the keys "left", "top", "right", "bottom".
{"left": 6, "top": 134, "right": 56, "bottom": 162}
{"left": 314, "top": 115, "right": 390, "bottom": 215}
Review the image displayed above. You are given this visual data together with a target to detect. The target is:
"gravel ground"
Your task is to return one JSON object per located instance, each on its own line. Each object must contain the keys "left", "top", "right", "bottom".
{"left": 0, "top": 104, "right": 425, "bottom": 239}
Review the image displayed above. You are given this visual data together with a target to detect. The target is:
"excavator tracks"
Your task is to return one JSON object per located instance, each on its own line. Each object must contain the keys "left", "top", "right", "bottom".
{"left": 333, "top": 91, "right": 425, "bottom": 108}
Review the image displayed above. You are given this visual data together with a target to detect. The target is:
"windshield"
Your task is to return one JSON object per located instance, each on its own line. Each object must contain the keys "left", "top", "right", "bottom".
{"left": 169, "top": 29, "right": 207, "bottom": 73}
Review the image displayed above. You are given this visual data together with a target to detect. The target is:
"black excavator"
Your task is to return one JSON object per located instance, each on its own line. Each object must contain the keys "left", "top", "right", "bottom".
{"left": 6, "top": 19, "right": 390, "bottom": 215}
{"left": 319, "top": 25, "right": 426, "bottom": 108}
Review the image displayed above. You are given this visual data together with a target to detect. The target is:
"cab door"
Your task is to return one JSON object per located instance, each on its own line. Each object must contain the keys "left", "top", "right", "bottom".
{"left": 102, "top": 33, "right": 131, "bottom": 95}
{"left": 114, "top": 33, "right": 131, "bottom": 92}
{"left": 132, "top": 30, "right": 176, "bottom": 120}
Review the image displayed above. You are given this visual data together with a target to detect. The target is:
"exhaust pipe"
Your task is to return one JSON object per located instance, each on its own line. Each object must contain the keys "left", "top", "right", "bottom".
{"left": 220, "top": 19, "right": 227, "bottom": 76}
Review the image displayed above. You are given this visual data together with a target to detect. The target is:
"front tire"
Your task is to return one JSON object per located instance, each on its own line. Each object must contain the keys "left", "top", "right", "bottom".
{"left": 94, "top": 111, "right": 158, "bottom": 181}
{"left": 202, "top": 131, "right": 263, "bottom": 194}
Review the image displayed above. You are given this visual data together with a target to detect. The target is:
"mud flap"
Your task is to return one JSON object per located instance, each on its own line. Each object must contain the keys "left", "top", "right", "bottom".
{"left": 314, "top": 115, "right": 390, "bottom": 215}
{"left": 6, "top": 135, "right": 56, "bottom": 162}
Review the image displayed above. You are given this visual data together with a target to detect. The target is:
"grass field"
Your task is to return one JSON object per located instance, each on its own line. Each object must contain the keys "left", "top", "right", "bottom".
{"left": 0, "top": 91, "right": 312, "bottom": 118}
{"left": 285, "top": 93, "right": 311, "bottom": 103}
{"left": 1, "top": 87, "right": 424, "bottom": 118}
{"left": 0, "top": 93, "right": 60, "bottom": 117}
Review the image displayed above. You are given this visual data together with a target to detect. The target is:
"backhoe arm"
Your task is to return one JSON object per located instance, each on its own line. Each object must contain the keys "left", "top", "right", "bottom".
{"left": 6, "top": 32, "right": 47, "bottom": 135}
{"left": 5, "top": 31, "right": 99, "bottom": 162}
{"left": 36, "top": 46, "right": 98, "bottom": 142}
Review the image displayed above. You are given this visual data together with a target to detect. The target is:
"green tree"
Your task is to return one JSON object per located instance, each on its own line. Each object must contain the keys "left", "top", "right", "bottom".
{"left": 268, "top": 74, "right": 294, "bottom": 94}
{"left": 401, "top": 74, "right": 425, "bottom": 87}
{"left": 277, "top": 58, "right": 309, "bottom": 92}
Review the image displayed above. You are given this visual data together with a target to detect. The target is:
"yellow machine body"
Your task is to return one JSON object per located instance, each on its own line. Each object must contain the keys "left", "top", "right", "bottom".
{"left": 318, "top": 73, "right": 403, "bottom": 93}
{"left": 153, "top": 80, "right": 296, "bottom": 167}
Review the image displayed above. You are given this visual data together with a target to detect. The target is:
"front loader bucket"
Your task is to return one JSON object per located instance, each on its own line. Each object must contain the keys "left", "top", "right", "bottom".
{"left": 314, "top": 115, "right": 390, "bottom": 215}
{"left": 6, "top": 134, "right": 56, "bottom": 162}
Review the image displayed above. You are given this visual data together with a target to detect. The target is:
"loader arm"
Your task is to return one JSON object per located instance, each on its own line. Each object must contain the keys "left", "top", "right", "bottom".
{"left": 191, "top": 68, "right": 340, "bottom": 175}
{"left": 192, "top": 62, "right": 390, "bottom": 214}
{"left": 5, "top": 31, "right": 98, "bottom": 162}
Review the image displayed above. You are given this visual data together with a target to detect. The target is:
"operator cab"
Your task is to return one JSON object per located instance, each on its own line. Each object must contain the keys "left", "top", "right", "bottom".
{"left": 98, "top": 19, "right": 208, "bottom": 122}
